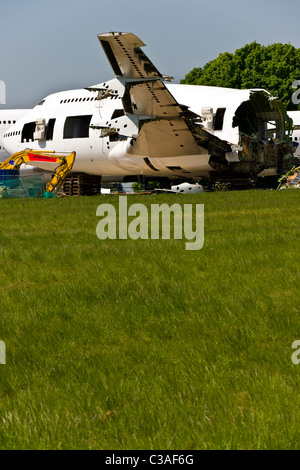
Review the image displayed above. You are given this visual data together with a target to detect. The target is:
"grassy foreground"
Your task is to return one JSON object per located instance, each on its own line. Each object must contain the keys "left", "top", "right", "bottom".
{"left": 0, "top": 190, "right": 300, "bottom": 450}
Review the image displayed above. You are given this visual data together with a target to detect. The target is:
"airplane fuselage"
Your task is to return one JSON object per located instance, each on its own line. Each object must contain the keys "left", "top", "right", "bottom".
{"left": 2, "top": 80, "right": 219, "bottom": 178}
{"left": 3, "top": 80, "right": 289, "bottom": 179}
{"left": 1, "top": 31, "right": 297, "bottom": 180}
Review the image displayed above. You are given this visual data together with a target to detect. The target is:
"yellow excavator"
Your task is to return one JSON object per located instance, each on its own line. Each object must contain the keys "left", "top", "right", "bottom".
{"left": 0, "top": 149, "right": 76, "bottom": 195}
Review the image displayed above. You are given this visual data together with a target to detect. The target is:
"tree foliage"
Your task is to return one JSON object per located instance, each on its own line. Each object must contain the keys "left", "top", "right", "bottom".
{"left": 181, "top": 42, "right": 300, "bottom": 110}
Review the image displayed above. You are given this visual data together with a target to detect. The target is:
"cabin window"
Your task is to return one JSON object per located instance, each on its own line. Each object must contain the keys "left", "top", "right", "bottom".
{"left": 46, "top": 119, "right": 56, "bottom": 141}
{"left": 214, "top": 108, "right": 226, "bottom": 131}
{"left": 63, "top": 115, "right": 92, "bottom": 139}
{"left": 21, "top": 122, "right": 36, "bottom": 142}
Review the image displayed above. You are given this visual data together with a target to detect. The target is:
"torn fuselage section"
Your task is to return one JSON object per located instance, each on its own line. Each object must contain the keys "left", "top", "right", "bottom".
{"left": 231, "top": 91, "right": 295, "bottom": 176}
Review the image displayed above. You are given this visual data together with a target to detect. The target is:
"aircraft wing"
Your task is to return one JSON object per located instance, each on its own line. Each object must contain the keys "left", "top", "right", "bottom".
{"left": 98, "top": 32, "right": 231, "bottom": 159}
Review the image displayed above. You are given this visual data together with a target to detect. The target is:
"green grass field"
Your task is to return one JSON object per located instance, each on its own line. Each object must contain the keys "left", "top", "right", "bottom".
{"left": 0, "top": 189, "right": 300, "bottom": 450}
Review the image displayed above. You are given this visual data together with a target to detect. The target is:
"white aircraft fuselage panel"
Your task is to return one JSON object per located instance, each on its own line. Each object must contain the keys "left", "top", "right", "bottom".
{"left": 0, "top": 109, "right": 31, "bottom": 161}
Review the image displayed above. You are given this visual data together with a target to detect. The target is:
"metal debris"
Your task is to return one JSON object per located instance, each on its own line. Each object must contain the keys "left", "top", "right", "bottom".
{"left": 278, "top": 166, "right": 300, "bottom": 189}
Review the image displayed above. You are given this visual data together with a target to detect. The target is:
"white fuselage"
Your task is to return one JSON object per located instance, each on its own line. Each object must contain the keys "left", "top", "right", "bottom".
{"left": 1, "top": 81, "right": 296, "bottom": 178}
{"left": 0, "top": 109, "right": 31, "bottom": 161}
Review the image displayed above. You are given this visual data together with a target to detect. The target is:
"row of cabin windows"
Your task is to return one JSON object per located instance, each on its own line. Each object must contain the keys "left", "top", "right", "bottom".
{"left": 0, "top": 120, "right": 16, "bottom": 125}
{"left": 21, "top": 116, "right": 92, "bottom": 142}
{"left": 60, "top": 97, "right": 97, "bottom": 104}
{"left": 4, "top": 130, "right": 21, "bottom": 138}
{"left": 59, "top": 88, "right": 119, "bottom": 105}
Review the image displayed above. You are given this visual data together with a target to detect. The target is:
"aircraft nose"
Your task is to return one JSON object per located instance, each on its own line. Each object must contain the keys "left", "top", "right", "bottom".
{"left": 2, "top": 126, "right": 19, "bottom": 155}
{"left": 3, "top": 135, "right": 12, "bottom": 155}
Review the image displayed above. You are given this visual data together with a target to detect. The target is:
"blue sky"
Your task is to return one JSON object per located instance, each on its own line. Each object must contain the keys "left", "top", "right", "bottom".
{"left": 1, "top": 0, "right": 300, "bottom": 108}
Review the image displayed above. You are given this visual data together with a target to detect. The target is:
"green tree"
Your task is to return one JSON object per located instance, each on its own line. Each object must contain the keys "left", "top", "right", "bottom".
{"left": 131, "top": 182, "right": 143, "bottom": 192}
{"left": 132, "top": 181, "right": 163, "bottom": 192}
{"left": 181, "top": 42, "right": 300, "bottom": 110}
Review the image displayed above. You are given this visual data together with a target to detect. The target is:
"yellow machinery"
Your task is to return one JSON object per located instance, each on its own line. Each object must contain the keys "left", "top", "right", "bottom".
{"left": 278, "top": 166, "right": 300, "bottom": 189}
{"left": 0, "top": 149, "right": 76, "bottom": 194}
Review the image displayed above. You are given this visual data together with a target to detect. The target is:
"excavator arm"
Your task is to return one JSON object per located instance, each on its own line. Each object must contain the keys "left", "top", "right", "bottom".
{"left": 0, "top": 150, "right": 76, "bottom": 194}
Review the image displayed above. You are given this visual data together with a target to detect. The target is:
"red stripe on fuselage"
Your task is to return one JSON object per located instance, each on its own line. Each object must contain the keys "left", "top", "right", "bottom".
{"left": 27, "top": 153, "right": 58, "bottom": 163}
